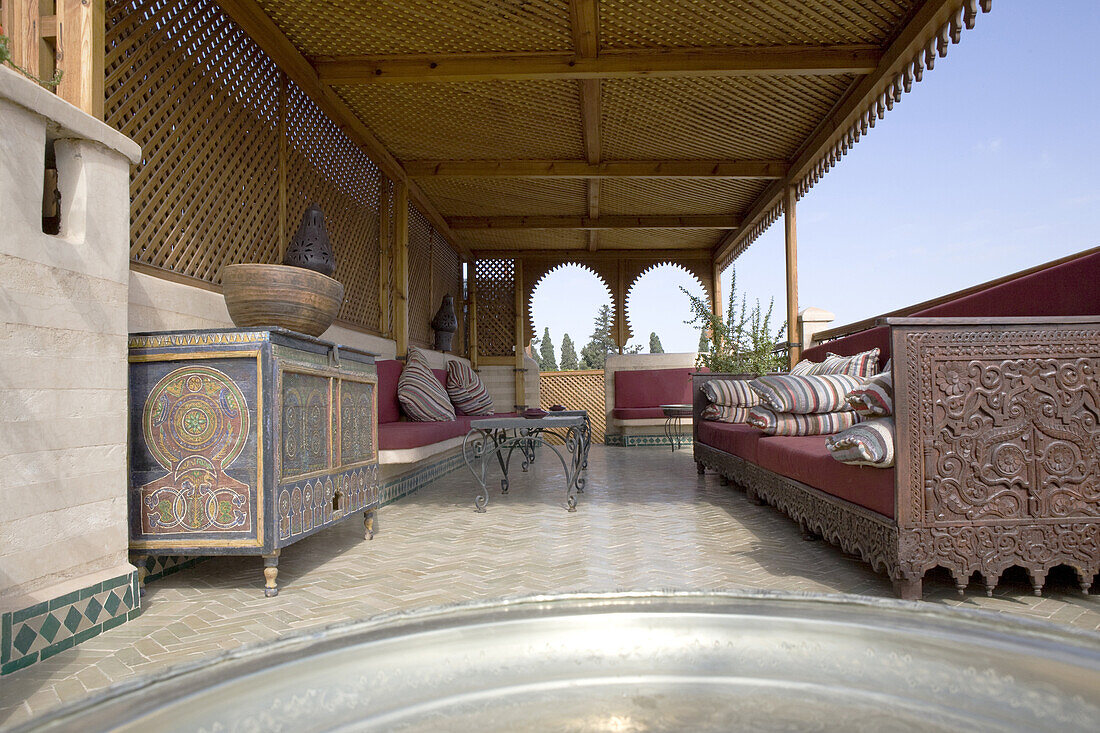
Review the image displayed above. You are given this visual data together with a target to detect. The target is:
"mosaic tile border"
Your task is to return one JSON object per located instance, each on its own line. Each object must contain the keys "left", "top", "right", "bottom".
{"left": 2, "top": 571, "right": 140, "bottom": 676}
{"left": 604, "top": 433, "right": 690, "bottom": 448}
{"left": 381, "top": 449, "right": 467, "bottom": 506}
{"left": 133, "top": 555, "right": 204, "bottom": 585}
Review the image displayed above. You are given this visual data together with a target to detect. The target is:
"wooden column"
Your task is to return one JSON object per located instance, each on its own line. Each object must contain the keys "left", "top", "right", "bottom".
{"left": 377, "top": 177, "right": 393, "bottom": 337}
{"left": 783, "top": 185, "right": 801, "bottom": 368}
{"left": 513, "top": 259, "right": 526, "bottom": 410}
{"left": 711, "top": 259, "right": 724, "bottom": 321}
{"left": 56, "top": 0, "right": 104, "bottom": 118}
{"left": 468, "top": 260, "right": 479, "bottom": 369}
{"left": 2, "top": 0, "right": 41, "bottom": 77}
{"left": 393, "top": 181, "right": 409, "bottom": 357}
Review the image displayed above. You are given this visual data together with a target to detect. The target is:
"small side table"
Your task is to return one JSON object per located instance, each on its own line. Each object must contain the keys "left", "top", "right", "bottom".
{"left": 660, "top": 404, "right": 693, "bottom": 452}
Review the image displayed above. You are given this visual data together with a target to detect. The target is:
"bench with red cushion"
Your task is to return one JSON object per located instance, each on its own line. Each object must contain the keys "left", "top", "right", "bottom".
{"left": 376, "top": 359, "right": 514, "bottom": 453}
{"left": 612, "top": 367, "right": 698, "bottom": 420}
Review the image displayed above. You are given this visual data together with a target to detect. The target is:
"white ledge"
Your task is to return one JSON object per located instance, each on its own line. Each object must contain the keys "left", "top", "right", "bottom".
{"left": 0, "top": 65, "right": 141, "bottom": 164}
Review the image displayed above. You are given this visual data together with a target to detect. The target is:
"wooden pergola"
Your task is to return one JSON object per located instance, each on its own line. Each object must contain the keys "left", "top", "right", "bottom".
{"left": 1, "top": 0, "right": 991, "bottom": 399}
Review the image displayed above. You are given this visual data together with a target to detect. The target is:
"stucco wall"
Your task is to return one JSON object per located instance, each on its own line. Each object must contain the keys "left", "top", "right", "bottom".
{"left": 0, "top": 67, "right": 141, "bottom": 612}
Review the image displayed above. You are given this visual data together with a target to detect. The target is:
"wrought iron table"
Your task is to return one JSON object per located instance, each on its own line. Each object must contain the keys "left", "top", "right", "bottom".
{"left": 463, "top": 415, "right": 589, "bottom": 512}
{"left": 661, "top": 403, "right": 693, "bottom": 451}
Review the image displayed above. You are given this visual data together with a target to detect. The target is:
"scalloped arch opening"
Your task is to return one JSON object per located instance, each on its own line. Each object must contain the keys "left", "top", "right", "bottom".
{"left": 527, "top": 263, "right": 614, "bottom": 357}
{"left": 625, "top": 261, "right": 710, "bottom": 353}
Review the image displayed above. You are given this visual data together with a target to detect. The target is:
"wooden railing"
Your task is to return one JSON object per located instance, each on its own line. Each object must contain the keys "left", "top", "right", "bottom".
{"left": 539, "top": 370, "right": 606, "bottom": 443}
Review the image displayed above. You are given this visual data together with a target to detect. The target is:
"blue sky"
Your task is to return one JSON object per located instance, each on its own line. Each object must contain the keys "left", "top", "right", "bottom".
{"left": 530, "top": 1, "right": 1099, "bottom": 356}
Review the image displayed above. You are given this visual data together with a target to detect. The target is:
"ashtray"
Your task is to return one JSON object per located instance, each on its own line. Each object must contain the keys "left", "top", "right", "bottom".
{"left": 523, "top": 408, "right": 548, "bottom": 419}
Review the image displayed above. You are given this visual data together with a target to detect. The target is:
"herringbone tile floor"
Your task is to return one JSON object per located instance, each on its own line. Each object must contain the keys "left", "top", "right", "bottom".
{"left": 3, "top": 446, "right": 1099, "bottom": 728}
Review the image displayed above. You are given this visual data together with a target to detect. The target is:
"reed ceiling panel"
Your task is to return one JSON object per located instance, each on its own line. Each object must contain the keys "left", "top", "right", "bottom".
{"left": 599, "top": 0, "right": 918, "bottom": 48}
{"left": 600, "top": 179, "right": 769, "bottom": 217}
{"left": 408, "top": 206, "right": 434, "bottom": 347}
{"left": 106, "top": 0, "right": 281, "bottom": 280}
{"left": 336, "top": 80, "right": 585, "bottom": 161}
{"left": 416, "top": 178, "right": 589, "bottom": 217}
{"left": 597, "top": 229, "right": 718, "bottom": 250}
{"left": 257, "top": 0, "right": 574, "bottom": 56}
{"left": 459, "top": 229, "right": 588, "bottom": 252}
{"left": 602, "top": 74, "right": 857, "bottom": 160}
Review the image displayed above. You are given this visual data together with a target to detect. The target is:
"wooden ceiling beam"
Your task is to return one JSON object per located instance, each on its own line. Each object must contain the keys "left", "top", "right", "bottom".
{"left": 449, "top": 216, "right": 741, "bottom": 230}
{"left": 403, "top": 159, "right": 789, "bottom": 178}
{"left": 469, "top": 249, "right": 713, "bottom": 260}
{"left": 315, "top": 45, "right": 884, "bottom": 84}
{"left": 215, "top": 0, "right": 470, "bottom": 260}
{"left": 714, "top": 0, "right": 970, "bottom": 266}
{"left": 568, "top": 0, "right": 599, "bottom": 58}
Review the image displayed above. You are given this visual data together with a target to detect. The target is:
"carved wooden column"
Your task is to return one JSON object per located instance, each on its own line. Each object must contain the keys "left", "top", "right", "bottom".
{"left": 783, "top": 185, "right": 800, "bottom": 368}
{"left": 711, "top": 258, "right": 723, "bottom": 321}
{"left": 393, "top": 180, "right": 409, "bottom": 357}
{"left": 57, "top": 0, "right": 105, "bottom": 118}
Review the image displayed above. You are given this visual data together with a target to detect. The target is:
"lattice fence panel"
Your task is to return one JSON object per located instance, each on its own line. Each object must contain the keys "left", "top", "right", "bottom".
{"left": 105, "top": 0, "right": 384, "bottom": 333}
{"left": 539, "top": 370, "right": 606, "bottom": 444}
{"left": 432, "top": 234, "right": 465, "bottom": 356}
{"left": 474, "top": 259, "right": 516, "bottom": 357}
{"left": 286, "top": 83, "right": 382, "bottom": 331}
{"left": 106, "top": 0, "right": 281, "bottom": 280}
{"left": 407, "top": 205, "right": 433, "bottom": 347}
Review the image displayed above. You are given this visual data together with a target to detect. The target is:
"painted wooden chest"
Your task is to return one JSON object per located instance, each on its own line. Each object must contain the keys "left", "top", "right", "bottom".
{"left": 127, "top": 329, "right": 379, "bottom": 596}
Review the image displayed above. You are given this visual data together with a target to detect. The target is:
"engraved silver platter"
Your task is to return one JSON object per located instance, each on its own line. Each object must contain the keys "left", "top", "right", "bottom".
{"left": 15, "top": 591, "right": 1100, "bottom": 732}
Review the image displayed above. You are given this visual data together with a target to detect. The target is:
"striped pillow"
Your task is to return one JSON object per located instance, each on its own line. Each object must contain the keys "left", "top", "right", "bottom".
{"left": 446, "top": 360, "right": 494, "bottom": 415}
{"left": 826, "top": 418, "right": 895, "bottom": 467}
{"left": 808, "top": 348, "right": 880, "bottom": 378}
{"left": 749, "top": 374, "right": 863, "bottom": 414}
{"left": 746, "top": 407, "right": 859, "bottom": 436}
{"left": 789, "top": 359, "right": 817, "bottom": 375}
{"left": 397, "top": 347, "right": 456, "bottom": 422}
{"left": 702, "top": 404, "right": 753, "bottom": 423}
{"left": 701, "top": 378, "right": 760, "bottom": 407}
{"left": 847, "top": 367, "right": 893, "bottom": 418}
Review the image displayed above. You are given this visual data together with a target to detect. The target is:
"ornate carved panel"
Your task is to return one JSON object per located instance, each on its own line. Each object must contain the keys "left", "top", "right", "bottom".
{"left": 898, "top": 326, "right": 1100, "bottom": 528}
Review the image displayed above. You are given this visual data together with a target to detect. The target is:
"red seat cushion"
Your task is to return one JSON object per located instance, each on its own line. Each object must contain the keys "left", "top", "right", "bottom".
{"left": 376, "top": 360, "right": 404, "bottom": 424}
{"left": 377, "top": 413, "right": 520, "bottom": 451}
{"left": 697, "top": 422, "right": 766, "bottom": 464}
{"left": 756, "top": 435, "right": 895, "bottom": 518}
{"left": 612, "top": 407, "right": 667, "bottom": 420}
{"left": 378, "top": 418, "right": 470, "bottom": 450}
{"left": 614, "top": 368, "right": 696, "bottom": 408}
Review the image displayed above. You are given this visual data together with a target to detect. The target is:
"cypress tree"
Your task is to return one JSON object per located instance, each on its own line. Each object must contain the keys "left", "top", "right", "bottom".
{"left": 649, "top": 332, "right": 664, "bottom": 353}
{"left": 539, "top": 326, "right": 558, "bottom": 371}
{"left": 560, "top": 333, "right": 579, "bottom": 370}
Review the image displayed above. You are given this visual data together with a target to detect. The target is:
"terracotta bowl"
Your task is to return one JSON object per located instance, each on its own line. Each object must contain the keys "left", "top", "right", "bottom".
{"left": 221, "top": 263, "right": 344, "bottom": 337}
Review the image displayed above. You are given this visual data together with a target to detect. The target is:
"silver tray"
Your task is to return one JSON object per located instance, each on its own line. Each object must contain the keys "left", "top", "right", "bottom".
{"left": 15, "top": 591, "right": 1100, "bottom": 732}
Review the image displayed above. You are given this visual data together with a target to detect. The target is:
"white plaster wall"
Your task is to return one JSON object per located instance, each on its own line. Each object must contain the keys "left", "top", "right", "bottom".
{"left": 0, "top": 67, "right": 141, "bottom": 612}
{"left": 480, "top": 357, "right": 539, "bottom": 414}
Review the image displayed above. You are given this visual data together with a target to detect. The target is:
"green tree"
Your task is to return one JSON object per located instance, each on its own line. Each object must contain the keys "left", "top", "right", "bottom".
{"left": 580, "top": 304, "right": 617, "bottom": 369}
{"left": 539, "top": 326, "right": 558, "bottom": 371}
{"left": 697, "top": 330, "right": 709, "bottom": 354}
{"left": 683, "top": 267, "right": 786, "bottom": 374}
{"left": 648, "top": 332, "right": 664, "bottom": 354}
{"left": 559, "top": 333, "right": 579, "bottom": 370}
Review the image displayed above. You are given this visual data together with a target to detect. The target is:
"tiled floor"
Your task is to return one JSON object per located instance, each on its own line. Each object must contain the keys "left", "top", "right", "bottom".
{"left": 3, "top": 446, "right": 1099, "bottom": 728}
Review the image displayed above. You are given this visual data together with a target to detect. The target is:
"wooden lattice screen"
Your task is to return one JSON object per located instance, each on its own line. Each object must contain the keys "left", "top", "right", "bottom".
{"left": 539, "top": 370, "right": 606, "bottom": 443}
{"left": 407, "top": 205, "right": 433, "bottom": 347}
{"left": 474, "top": 259, "right": 516, "bottom": 357}
{"left": 285, "top": 84, "right": 382, "bottom": 330}
{"left": 105, "top": 0, "right": 382, "bottom": 332}
{"left": 432, "top": 234, "right": 465, "bottom": 356}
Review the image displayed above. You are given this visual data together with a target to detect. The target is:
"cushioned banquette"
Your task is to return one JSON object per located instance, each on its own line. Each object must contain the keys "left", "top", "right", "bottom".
{"left": 694, "top": 248, "right": 1100, "bottom": 599}
{"left": 376, "top": 359, "right": 514, "bottom": 454}
{"left": 612, "top": 367, "right": 697, "bottom": 420}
